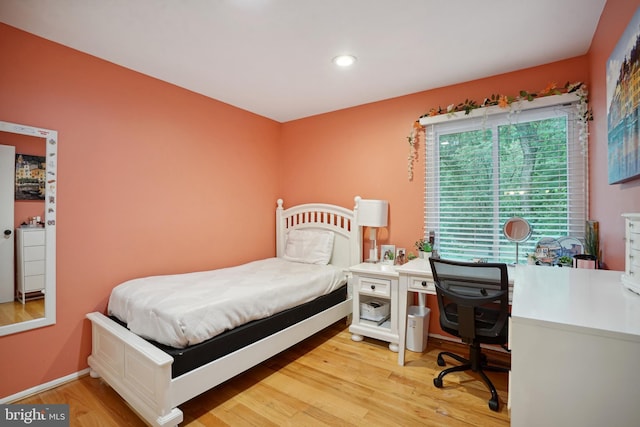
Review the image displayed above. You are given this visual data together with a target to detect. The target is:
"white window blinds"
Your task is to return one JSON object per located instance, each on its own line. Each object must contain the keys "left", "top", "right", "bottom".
{"left": 423, "top": 96, "right": 587, "bottom": 263}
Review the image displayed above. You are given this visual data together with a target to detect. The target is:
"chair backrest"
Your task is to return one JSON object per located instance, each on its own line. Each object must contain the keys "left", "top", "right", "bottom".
{"left": 429, "top": 258, "right": 509, "bottom": 343}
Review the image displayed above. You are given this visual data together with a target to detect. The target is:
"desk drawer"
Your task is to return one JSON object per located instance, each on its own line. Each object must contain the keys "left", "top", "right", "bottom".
{"left": 357, "top": 276, "right": 391, "bottom": 297}
{"left": 408, "top": 276, "right": 435, "bottom": 294}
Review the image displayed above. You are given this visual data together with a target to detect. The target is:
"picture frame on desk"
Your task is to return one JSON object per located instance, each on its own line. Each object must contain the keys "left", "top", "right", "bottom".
{"left": 380, "top": 245, "right": 395, "bottom": 265}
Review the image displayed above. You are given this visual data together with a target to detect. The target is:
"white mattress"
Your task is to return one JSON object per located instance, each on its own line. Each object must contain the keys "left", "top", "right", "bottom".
{"left": 107, "top": 258, "right": 346, "bottom": 348}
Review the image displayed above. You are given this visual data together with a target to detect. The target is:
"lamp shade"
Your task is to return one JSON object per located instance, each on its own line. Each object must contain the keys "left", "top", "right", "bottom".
{"left": 358, "top": 199, "right": 389, "bottom": 227}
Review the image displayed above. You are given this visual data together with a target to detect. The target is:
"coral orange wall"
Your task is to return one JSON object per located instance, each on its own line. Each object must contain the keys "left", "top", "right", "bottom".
{"left": 587, "top": 0, "right": 640, "bottom": 271}
{"left": 280, "top": 57, "right": 590, "bottom": 336}
{"left": 280, "top": 57, "right": 590, "bottom": 264}
{"left": 0, "top": 24, "right": 280, "bottom": 399}
{"left": 281, "top": 0, "right": 640, "bottom": 336}
{"left": 2, "top": 0, "right": 639, "bottom": 400}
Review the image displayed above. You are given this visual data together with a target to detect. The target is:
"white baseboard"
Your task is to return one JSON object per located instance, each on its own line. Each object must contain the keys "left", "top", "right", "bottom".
{"left": 428, "top": 332, "right": 460, "bottom": 342}
{"left": 1, "top": 368, "right": 91, "bottom": 404}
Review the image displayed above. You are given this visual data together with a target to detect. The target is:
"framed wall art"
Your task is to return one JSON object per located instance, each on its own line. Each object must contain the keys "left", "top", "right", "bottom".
{"left": 607, "top": 6, "right": 640, "bottom": 184}
{"left": 15, "top": 154, "right": 46, "bottom": 200}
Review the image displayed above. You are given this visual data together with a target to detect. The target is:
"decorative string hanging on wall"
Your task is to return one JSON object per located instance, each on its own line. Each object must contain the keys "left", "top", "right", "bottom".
{"left": 405, "top": 81, "right": 592, "bottom": 182}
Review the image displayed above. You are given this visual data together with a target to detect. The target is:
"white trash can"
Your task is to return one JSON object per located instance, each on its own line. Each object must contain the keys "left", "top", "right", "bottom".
{"left": 406, "top": 306, "right": 430, "bottom": 352}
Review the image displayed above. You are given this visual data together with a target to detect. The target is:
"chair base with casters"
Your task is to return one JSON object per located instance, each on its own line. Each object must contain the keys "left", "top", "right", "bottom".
{"left": 428, "top": 257, "right": 511, "bottom": 412}
{"left": 433, "top": 341, "right": 509, "bottom": 411}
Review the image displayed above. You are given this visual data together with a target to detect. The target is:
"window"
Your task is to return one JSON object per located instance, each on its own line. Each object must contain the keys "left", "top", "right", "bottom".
{"left": 423, "top": 96, "right": 587, "bottom": 264}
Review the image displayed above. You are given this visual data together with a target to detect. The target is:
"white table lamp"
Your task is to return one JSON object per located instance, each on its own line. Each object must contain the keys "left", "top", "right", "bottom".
{"left": 358, "top": 199, "right": 389, "bottom": 262}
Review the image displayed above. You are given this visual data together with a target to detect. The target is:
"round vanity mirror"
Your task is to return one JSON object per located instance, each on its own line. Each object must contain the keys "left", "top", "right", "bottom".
{"left": 503, "top": 216, "right": 532, "bottom": 243}
{"left": 503, "top": 216, "right": 532, "bottom": 264}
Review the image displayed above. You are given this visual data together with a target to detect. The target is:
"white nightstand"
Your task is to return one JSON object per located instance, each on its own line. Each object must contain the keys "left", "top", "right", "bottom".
{"left": 348, "top": 262, "right": 400, "bottom": 352}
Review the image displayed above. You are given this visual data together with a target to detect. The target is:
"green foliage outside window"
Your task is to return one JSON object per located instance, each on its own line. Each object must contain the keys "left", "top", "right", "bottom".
{"left": 432, "top": 114, "right": 582, "bottom": 264}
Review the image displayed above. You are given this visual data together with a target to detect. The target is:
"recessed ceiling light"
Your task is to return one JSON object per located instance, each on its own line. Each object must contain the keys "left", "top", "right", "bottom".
{"left": 332, "top": 55, "right": 357, "bottom": 67}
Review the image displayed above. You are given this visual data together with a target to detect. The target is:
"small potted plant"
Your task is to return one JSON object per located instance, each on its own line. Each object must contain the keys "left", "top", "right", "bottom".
{"left": 558, "top": 255, "right": 572, "bottom": 267}
{"left": 584, "top": 220, "right": 600, "bottom": 266}
{"left": 415, "top": 238, "right": 433, "bottom": 259}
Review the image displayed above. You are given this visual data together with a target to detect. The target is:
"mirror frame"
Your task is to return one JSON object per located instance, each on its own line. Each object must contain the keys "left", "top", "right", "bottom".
{"left": 503, "top": 216, "right": 532, "bottom": 243}
{"left": 0, "top": 120, "right": 57, "bottom": 336}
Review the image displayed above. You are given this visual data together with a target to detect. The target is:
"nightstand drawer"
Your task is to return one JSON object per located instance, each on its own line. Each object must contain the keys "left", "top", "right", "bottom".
{"left": 357, "top": 276, "right": 391, "bottom": 297}
{"left": 408, "top": 276, "right": 435, "bottom": 293}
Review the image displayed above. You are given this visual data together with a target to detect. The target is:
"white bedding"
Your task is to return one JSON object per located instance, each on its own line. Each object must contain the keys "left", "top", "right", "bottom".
{"left": 107, "top": 258, "right": 346, "bottom": 348}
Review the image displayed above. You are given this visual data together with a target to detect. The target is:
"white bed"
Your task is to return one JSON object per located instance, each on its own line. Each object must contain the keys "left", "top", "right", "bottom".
{"left": 86, "top": 197, "right": 363, "bottom": 427}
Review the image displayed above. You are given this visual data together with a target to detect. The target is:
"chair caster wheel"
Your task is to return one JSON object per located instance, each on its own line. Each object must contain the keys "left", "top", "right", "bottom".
{"left": 433, "top": 377, "right": 443, "bottom": 388}
{"left": 437, "top": 355, "right": 445, "bottom": 366}
{"left": 488, "top": 399, "right": 499, "bottom": 412}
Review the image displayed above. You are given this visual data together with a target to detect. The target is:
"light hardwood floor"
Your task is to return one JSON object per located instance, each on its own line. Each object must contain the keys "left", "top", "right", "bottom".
{"left": 17, "top": 321, "right": 510, "bottom": 426}
{"left": 0, "top": 297, "right": 45, "bottom": 326}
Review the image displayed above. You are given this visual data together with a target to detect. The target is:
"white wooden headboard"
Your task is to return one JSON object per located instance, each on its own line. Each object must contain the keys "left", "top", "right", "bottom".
{"left": 276, "top": 197, "right": 363, "bottom": 269}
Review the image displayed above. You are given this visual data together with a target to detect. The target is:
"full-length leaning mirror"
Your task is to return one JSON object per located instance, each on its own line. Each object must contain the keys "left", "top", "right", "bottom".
{"left": 0, "top": 121, "right": 57, "bottom": 336}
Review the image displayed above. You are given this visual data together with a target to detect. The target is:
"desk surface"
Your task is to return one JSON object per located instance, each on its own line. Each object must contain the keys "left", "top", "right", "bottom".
{"left": 510, "top": 265, "right": 640, "bottom": 426}
{"left": 511, "top": 265, "right": 640, "bottom": 341}
{"left": 395, "top": 260, "right": 640, "bottom": 366}
{"left": 395, "top": 258, "right": 515, "bottom": 284}
{"left": 398, "top": 260, "right": 640, "bottom": 339}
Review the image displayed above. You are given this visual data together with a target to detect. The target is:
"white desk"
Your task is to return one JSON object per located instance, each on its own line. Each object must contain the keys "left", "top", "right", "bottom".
{"left": 395, "top": 258, "right": 513, "bottom": 366}
{"left": 509, "top": 265, "right": 640, "bottom": 427}
{"left": 396, "top": 258, "right": 434, "bottom": 365}
{"left": 396, "top": 260, "right": 640, "bottom": 425}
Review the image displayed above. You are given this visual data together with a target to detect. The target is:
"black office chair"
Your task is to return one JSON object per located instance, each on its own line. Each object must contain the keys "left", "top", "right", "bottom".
{"left": 428, "top": 258, "right": 510, "bottom": 411}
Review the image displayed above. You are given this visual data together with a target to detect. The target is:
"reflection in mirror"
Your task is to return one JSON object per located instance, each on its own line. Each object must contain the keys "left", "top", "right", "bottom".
{"left": 0, "top": 121, "right": 56, "bottom": 336}
{"left": 503, "top": 216, "right": 532, "bottom": 264}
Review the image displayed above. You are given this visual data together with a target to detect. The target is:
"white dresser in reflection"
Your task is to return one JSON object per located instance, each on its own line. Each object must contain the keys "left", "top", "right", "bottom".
{"left": 16, "top": 227, "right": 46, "bottom": 304}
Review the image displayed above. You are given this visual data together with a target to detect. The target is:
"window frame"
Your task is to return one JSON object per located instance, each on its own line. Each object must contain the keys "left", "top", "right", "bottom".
{"left": 419, "top": 93, "right": 588, "bottom": 263}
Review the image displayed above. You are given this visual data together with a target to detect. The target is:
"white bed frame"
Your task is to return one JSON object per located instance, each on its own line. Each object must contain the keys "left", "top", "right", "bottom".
{"left": 86, "top": 197, "right": 363, "bottom": 426}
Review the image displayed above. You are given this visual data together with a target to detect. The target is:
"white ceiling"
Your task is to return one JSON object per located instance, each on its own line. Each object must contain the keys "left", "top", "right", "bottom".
{"left": 0, "top": 0, "right": 607, "bottom": 123}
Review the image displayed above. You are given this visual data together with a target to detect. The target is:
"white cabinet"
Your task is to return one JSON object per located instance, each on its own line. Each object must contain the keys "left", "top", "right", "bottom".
{"left": 348, "top": 263, "right": 400, "bottom": 352}
{"left": 622, "top": 213, "right": 640, "bottom": 295}
{"left": 16, "top": 227, "right": 46, "bottom": 304}
{"left": 510, "top": 266, "right": 640, "bottom": 426}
